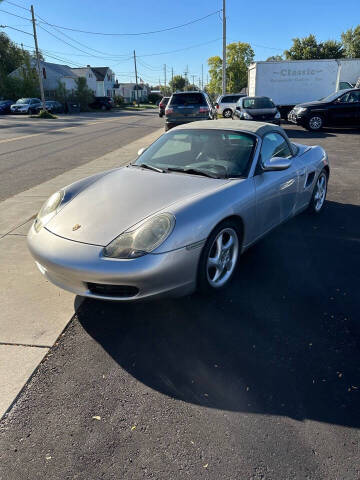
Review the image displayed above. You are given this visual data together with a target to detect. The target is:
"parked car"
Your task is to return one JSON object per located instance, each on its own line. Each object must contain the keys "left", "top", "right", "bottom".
{"left": 215, "top": 94, "right": 247, "bottom": 118}
{"left": 33, "top": 100, "right": 64, "bottom": 114}
{"left": 159, "top": 97, "right": 170, "bottom": 117}
{"left": 10, "top": 98, "right": 42, "bottom": 114}
{"left": 89, "top": 97, "right": 113, "bottom": 110}
{"left": 288, "top": 88, "right": 360, "bottom": 131}
{"left": 0, "top": 100, "right": 15, "bottom": 114}
{"left": 165, "top": 91, "right": 216, "bottom": 131}
{"left": 28, "top": 120, "right": 329, "bottom": 302}
{"left": 234, "top": 96, "right": 281, "bottom": 125}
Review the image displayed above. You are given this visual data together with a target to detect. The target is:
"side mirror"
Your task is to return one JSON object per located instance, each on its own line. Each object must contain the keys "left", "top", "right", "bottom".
{"left": 137, "top": 147, "right": 146, "bottom": 156}
{"left": 262, "top": 157, "right": 291, "bottom": 172}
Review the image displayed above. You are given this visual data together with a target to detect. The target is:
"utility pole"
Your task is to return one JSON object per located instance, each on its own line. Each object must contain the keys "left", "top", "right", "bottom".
{"left": 201, "top": 64, "right": 204, "bottom": 90}
{"left": 222, "top": 0, "right": 227, "bottom": 95}
{"left": 30, "top": 5, "right": 46, "bottom": 111}
{"left": 171, "top": 67, "right": 174, "bottom": 92}
{"left": 191, "top": 75, "right": 195, "bottom": 88}
{"left": 164, "top": 64, "right": 166, "bottom": 92}
{"left": 133, "top": 50, "right": 139, "bottom": 106}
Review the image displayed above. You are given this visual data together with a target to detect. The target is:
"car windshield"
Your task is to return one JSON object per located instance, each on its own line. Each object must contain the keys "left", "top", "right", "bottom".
{"left": 16, "top": 98, "right": 31, "bottom": 104}
{"left": 319, "top": 91, "right": 344, "bottom": 102}
{"left": 242, "top": 97, "right": 275, "bottom": 109}
{"left": 170, "top": 93, "right": 206, "bottom": 106}
{"left": 133, "top": 129, "right": 256, "bottom": 179}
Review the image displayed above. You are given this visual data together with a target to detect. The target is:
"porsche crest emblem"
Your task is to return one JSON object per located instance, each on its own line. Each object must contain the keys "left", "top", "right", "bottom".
{"left": 72, "top": 224, "right": 81, "bottom": 231}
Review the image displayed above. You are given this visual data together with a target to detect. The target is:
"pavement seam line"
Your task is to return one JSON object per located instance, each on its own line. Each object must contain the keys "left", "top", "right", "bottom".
{"left": 0, "top": 342, "right": 51, "bottom": 348}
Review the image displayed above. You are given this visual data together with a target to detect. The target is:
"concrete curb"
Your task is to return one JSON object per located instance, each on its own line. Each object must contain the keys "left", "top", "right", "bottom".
{"left": 0, "top": 127, "right": 163, "bottom": 419}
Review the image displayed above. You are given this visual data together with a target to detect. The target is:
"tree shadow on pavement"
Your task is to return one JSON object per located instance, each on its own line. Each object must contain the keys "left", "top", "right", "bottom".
{"left": 77, "top": 200, "right": 360, "bottom": 428}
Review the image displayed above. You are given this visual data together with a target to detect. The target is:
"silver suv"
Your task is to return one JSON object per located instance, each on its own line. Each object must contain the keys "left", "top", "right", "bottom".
{"left": 215, "top": 94, "right": 246, "bottom": 118}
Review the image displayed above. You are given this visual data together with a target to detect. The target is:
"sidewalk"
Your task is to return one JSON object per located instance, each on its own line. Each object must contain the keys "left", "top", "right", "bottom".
{"left": 0, "top": 127, "right": 163, "bottom": 418}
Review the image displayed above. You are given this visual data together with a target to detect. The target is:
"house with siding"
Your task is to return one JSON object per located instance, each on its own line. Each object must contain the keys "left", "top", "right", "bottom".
{"left": 113, "top": 82, "right": 149, "bottom": 102}
{"left": 9, "top": 60, "right": 78, "bottom": 97}
{"left": 9, "top": 62, "right": 117, "bottom": 98}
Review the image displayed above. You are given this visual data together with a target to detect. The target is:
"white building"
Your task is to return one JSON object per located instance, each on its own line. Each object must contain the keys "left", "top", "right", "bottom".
{"left": 113, "top": 83, "right": 149, "bottom": 102}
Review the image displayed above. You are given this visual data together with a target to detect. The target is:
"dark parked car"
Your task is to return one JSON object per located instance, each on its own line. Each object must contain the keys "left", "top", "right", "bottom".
{"left": 165, "top": 91, "right": 216, "bottom": 131}
{"left": 89, "top": 97, "right": 113, "bottom": 110}
{"left": 33, "top": 100, "right": 64, "bottom": 114}
{"left": 0, "top": 100, "right": 15, "bottom": 114}
{"left": 159, "top": 97, "right": 170, "bottom": 117}
{"left": 288, "top": 88, "right": 360, "bottom": 131}
{"left": 234, "top": 96, "right": 281, "bottom": 125}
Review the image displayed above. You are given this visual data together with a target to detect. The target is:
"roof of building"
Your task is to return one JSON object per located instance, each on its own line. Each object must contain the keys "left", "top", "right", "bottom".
{"left": 91, "top": 67, "right": 109, "bottom": 81}
{"left": 71, "top": 67, "right": 91, "bottom": 77}
{"left": 39, "top": 61, "right": 76, "bottom": 78}
{"left": 175, "top": 119, "right": 285, "bottom": 137}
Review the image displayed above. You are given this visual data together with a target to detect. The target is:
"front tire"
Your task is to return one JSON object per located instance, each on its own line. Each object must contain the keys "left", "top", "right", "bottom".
{"left": 223, "top": 108, "right": 233, "bottom": 118}
{"left": 308, "top": 170, "right": 328, "bottom": 214}
{"left": 306, "top": 115, "right": 323, "bottom": 131}
{"left": 198, "top": 220, "right": 241, "bottom": 294}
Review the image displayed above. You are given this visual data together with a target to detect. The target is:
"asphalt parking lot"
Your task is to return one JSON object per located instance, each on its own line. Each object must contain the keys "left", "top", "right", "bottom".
{"left": 0, "top": 124, "right": 359, "bottom": 480}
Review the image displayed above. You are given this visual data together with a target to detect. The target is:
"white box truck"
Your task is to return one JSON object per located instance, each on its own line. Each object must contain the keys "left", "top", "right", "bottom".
{"left": 248, "top": 58, "right": 360, "bottom": 118}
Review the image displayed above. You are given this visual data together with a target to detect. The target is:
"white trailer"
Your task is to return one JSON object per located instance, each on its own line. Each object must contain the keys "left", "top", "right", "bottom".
{"left": 247, "top": 58, "right": 360, "bottom": 117}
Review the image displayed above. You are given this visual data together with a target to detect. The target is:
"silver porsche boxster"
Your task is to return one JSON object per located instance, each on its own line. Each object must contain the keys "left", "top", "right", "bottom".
{"left": 28, "top": 120, "right": 329, "bottom": 301}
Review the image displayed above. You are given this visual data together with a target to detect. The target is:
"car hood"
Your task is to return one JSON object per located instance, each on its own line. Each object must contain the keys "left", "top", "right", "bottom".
{"left": 46, "top": 166, "right": 230, "bottom": 246}
{"left": 296, "top": 100, "right": 330, "bottom": 108}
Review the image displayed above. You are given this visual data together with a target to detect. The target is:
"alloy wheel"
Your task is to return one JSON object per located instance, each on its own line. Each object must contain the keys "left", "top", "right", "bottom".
{"left": 314, "top": 173, "right": 327, "bottom": 212}
{"left": 223, "top": 109, "right": 232, "bottom": 118}
{"left": 309, "top": 116, "right": 322, "bottom": 130}
{"left": 206, "top": 228, "right": 239, "bottom": 288}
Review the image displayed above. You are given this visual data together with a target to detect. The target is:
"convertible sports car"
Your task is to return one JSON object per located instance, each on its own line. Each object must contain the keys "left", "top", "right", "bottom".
{"left": 28, "top": 120, "right": 329, "bottom": 301}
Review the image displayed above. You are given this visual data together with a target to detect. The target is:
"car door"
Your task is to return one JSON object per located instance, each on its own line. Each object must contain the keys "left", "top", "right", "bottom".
{"left": 253, "top": 132, "right": 299, "bottom": 237}
{"left": 327, "top": 91, "right": 359, "bottom": 125}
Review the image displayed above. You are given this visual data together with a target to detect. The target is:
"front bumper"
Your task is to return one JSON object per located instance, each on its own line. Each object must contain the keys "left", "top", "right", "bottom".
{"left": 235, "top": 115, "right": 281, "bottom": 125}
{"left": 288, "top": 111, "right": 307, "bottom": 125}
{"left": 27, "top": 225, "right": 201, "bottom": 301}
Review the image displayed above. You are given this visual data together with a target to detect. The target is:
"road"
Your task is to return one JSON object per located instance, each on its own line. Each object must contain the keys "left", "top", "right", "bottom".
{"left": 0, "top": 123, "right": 359, "bottom": 480}
{"left": 0, "top": 111, "right": 163, "bottom": 201}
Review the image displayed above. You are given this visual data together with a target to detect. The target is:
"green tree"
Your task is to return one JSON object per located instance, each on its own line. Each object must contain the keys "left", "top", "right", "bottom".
{"left": 74, "top": 77, "right": 94, "bottom": 111}
{"left": 54, "top": 80, "right": 68, "bottom": 104}
{"left": 284, "top": 34, "right": 321, "bottom": 60}
{"left": 207, "top": 42, "right": 254, "bottom": 95}
{"left": 341, "top": 25, "right": 360, "bottom": 58}
{"left": 266, "top": 55, "right": 283, "bottom": 61}
{"left": 0, "top": 32, "right": 28, "bottom": 75}
{"left": 284, "top": 34, "right": 344, "bottom": 60}
{"left": 321, "top": 40, "right": 344, "bottom": 59}
{"left": 169, "top": 74, "right": 186, "bottom": 92}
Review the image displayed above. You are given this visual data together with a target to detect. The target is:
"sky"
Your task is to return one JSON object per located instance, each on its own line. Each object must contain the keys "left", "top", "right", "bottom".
{"left": 1, "top": 0, "right": 360, "bottom": 86}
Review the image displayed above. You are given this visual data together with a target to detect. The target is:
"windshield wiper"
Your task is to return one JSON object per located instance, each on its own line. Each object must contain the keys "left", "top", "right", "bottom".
{"left": 131, "top": 163, "right": 165, "bottom": 173}
{"left": 166, "top": 167, "right": 221, "bottom": 179}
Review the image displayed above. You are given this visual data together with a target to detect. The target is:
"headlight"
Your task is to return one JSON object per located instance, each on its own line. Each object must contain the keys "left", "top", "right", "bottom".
{"left": 242, "top": 112, "right": 253, "bottom": 119}
{"left": 103, "top": 213, "right": 175, "bottom": 259}
{"left": 294, "top": 107, "right": 307, "bottom": 114}
{"left": 275, "top": 111, "right": 281, "bottom": 119}
{"left": 34, "top": 190, "right": 64, "bottom": 232}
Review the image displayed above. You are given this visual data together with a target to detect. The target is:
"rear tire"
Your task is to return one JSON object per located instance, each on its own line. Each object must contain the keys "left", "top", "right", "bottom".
{"left": 223, "top": 109, "right": 233, "bottom": 118}
{"left": 307, "top": 170, "right": 328, "bottom": 214}
{"left": 165, "top": 123, "right": 173, "bottom": 132}
{"left": 198, "top": 220, "right": 241, "bottom": 294}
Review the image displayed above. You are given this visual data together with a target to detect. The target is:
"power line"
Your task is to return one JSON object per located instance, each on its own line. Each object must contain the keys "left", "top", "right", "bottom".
{"left": 36, "top": 10, "right": 221, "bottom": 36}
{"left": 0, "top": 8, "right": 31, "bottom": 21}
{"left": 3, "top": 0, "right": 29, "bottom": 11}
{"left": 36, "top": 12, "right": 131, "bottom": 59}
{"left": 0, "top": 24, "right": 32, "bottom": 35}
